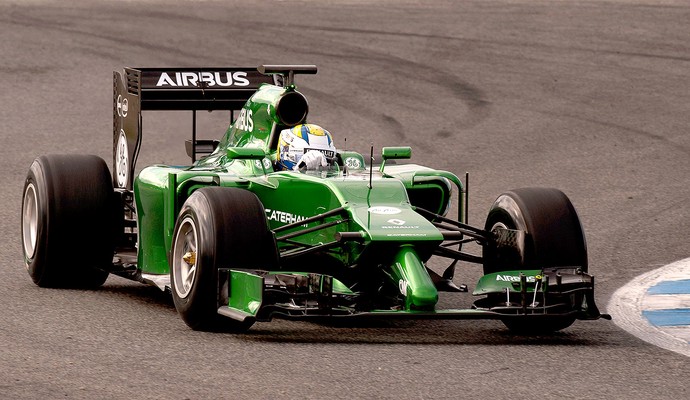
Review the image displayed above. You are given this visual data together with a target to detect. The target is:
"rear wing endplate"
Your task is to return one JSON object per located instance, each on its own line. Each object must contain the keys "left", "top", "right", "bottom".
{"left": 112, "top": 67, "right": 274, "bottom": 189}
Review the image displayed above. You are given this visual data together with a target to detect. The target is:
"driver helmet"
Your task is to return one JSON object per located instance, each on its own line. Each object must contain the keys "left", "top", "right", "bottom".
{"left": 276, "top": 124, "right": 336, "bottom": 170}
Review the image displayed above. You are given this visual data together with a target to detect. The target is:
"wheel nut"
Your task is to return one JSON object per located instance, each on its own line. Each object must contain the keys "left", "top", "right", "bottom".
{"left": 182, "top": 251, "right": 196, "bottom": 265}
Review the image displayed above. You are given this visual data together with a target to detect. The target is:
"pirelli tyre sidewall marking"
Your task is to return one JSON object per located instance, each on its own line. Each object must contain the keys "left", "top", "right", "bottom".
{"left": 116, "top": 130, "right": 129, "bottom": 188}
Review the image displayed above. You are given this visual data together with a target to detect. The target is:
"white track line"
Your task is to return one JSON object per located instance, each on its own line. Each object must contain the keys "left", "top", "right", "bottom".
{"left": 642, "top": 294, "right": 690, "bottom": 310}
{"left": 608, "top": 258, "right": 690, "bottom": 358}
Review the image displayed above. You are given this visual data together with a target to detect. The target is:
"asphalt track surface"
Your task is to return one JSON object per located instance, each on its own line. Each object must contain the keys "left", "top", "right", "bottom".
{"left": 1, "top": 0, "right": 689, "bottom": 398}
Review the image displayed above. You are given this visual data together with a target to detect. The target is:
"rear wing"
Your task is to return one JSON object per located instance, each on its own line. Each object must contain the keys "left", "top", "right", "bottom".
{"left": 112, "top": 67, "right": 274, "bottom": 189}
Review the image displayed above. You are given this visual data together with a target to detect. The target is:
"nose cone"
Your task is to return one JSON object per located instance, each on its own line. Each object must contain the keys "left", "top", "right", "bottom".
{"left": 391, "top": 246, "right": 439, "bottom": 310}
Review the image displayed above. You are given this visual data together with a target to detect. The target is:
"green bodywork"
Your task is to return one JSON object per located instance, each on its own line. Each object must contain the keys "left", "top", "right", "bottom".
{"left": 133, "top": 82, "right": 460, "bottom": 312}
{"left": 106, "top": 65, "right": 609, "bottom": 327}
{"left": 227, "top": 270, "right": 263, "bottom": 318}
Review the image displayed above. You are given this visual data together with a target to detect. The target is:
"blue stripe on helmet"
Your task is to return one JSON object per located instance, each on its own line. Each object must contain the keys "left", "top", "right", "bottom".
{"left": 299, "top": 125, "right": 311, "bottom": 143}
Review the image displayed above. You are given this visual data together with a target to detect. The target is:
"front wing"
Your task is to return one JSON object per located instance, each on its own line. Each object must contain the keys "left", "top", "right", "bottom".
{"left": 216, "top": 268, "right": 611, "bottom": 324}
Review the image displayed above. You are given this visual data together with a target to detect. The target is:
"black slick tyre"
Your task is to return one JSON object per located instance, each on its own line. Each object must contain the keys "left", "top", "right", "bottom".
{"left": 170, "top": 187, "right": 278, "bottom": 332}
{"left": 21, "top": 154, "right": 115, "bottom": 288}
{"left": 483, "top": 187, "right": 587, "bottom": 274}
{"left": 482, "top": 187, "right": 588, "bottom": 333}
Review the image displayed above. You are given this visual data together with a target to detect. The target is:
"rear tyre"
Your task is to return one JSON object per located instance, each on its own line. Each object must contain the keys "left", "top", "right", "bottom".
{"left": 482, "top": 187, "right": 588, "bottom": 333}
{"left": 21, "top": 155, "right": 114, "bottom": 288}
{"left": 170, "top": 187, "right": 278, "bottom": 332}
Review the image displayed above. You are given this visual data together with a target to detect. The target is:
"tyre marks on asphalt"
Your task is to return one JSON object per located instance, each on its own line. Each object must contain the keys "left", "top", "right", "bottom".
{"left": 609, "top": 258, "right": 690, "bottom": 357}
{"left": 251, "top": 23, "right": 491, "bottom": 148}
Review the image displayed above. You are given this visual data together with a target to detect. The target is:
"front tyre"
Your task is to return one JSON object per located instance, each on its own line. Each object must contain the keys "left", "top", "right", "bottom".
{"left": 170, "top": 187, "right": 278, "bottom": 332}
{"left": 21, "top": 155, "right": 114, "bottom": 288}
{"left": 483, "top": 187, "right": 587, "bottom": 274}
{"left": 482, "top": 187, "right": 588, "bottom": 333}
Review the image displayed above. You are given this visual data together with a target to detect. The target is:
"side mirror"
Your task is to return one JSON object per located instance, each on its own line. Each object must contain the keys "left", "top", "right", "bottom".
{"left": 226, "top": 147, "right": 266, "bottom": 160}
{"left": 380, "top": 147, "right": 411, "bottom": 173}
{"left": 381, "top": 146, "right": 412, "bottom": 161}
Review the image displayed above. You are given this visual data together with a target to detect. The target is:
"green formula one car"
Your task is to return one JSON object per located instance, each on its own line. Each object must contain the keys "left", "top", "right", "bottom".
{"left": 20, "top": 65, "right": 610, "bottom": 333}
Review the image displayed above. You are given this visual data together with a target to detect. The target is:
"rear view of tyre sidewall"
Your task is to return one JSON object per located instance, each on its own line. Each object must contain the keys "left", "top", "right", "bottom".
{"left": 21, "top": 155, "right": 114, "bottom": 288}
{"left": 170, "top": 187, "right": 278, "bottom": 331}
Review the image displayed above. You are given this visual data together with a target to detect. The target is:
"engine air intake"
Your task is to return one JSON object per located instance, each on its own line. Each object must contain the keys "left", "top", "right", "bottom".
{"left": 276, "top": 91, "right": 309, "bottom": 127}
